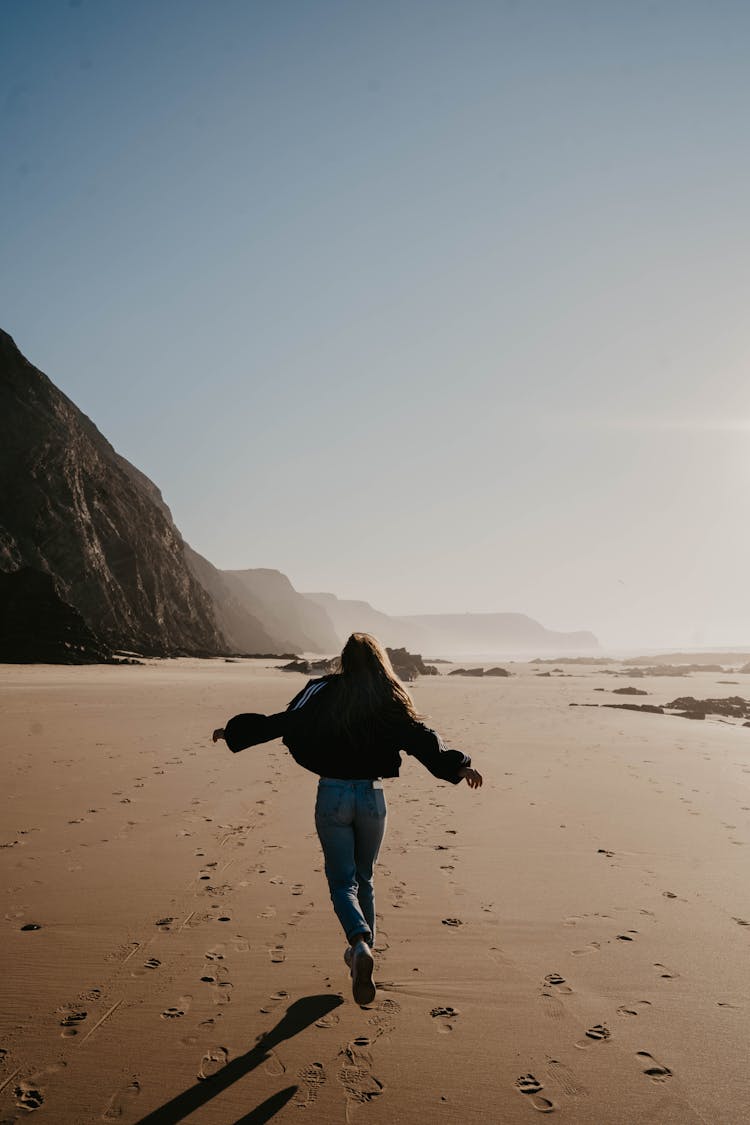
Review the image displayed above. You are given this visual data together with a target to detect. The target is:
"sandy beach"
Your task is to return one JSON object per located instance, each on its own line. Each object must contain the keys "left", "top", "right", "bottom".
{"left": 1, "top": 659, "right": 748, "bottom": 1124}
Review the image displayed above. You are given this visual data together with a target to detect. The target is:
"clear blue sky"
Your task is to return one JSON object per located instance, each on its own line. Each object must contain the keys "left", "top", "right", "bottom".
{"left": 2, "top": 1, "right": 750, "bottom": 648}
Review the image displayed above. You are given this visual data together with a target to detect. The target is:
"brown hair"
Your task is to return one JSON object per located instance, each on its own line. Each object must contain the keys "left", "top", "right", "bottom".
{"left": 328, "top": 632, "right": 420, "bottom": 740}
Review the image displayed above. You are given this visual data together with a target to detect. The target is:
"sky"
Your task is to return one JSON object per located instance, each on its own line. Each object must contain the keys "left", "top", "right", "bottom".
{"left": 2, "top": 0, "right": 750, "bottom": 650}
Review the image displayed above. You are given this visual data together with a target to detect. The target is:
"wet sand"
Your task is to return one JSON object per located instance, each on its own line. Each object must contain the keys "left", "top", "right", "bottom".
{"left": 1, "top": 659, "right": 748, "bottom": 1123}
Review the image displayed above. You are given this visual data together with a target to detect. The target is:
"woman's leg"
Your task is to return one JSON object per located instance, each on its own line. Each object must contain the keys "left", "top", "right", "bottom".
{"left": 353, "top": 784, "right": 387, "bottom": 946}
{"left": 315, "top": 781, "right": 373, "bottom": 944}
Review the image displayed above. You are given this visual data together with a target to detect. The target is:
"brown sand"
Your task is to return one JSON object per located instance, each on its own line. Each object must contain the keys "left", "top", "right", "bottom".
{"left": 1, "top": 660, "right": 748, "bottom": 1123}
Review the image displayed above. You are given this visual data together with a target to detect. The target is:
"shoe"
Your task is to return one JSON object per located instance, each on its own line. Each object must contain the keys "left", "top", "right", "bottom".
{"left": 344, "top": 946, "right": 353, "bottom": 971}
{"left": 350, "top": 939, "right": 376, "bottom": 1006}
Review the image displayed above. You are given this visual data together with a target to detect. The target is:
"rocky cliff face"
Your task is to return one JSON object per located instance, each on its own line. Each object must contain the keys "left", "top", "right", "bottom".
{"left": 0, "top": 329, "right": 224, "bottom": 655}
{"left": 222, "top": 569, "right": 341, "bottom": 654}
{"left": 183, "top": 547, "right": 280, "bottom": 655}
{"left": 0, "top": 567, "right": 116, "bottom": 664}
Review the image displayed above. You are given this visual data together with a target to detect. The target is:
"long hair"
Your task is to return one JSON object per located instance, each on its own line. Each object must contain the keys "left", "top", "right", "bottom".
{"left": 327, "top": 633, "right": 420, "bottom": 740}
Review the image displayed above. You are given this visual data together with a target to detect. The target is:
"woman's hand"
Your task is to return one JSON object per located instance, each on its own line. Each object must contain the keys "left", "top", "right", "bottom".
{"left": 212, "top": 728, "right": 226, "bottom": 743}
{"left": 458, "top": 766, "right": 483, "bottom": 788}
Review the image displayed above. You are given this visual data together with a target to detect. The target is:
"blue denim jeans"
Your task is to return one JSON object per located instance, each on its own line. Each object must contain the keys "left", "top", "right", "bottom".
{"left": 314, "top": 778, "right": 387, "bottom": 946}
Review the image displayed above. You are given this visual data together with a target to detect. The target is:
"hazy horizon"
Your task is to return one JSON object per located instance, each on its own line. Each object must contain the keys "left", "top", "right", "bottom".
{"left": 3, "top": 2, "right": 750, "bottom": 650}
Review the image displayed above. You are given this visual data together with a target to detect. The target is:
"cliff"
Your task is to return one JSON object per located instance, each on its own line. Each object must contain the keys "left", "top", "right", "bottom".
{"left": 222, "top": 569, "right": 340, "bottom": 654}
{"left": 0, "top": 329, "right": 224, "bottom": 655}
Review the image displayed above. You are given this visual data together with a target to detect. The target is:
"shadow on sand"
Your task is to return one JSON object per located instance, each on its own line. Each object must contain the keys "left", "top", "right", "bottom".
{"left": 133, "top": 994, "right": 343, "bottom": 1125}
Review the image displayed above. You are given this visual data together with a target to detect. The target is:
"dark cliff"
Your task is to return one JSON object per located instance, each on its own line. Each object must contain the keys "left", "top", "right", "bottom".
{"left": 0, "top": 329, "right": 225, "bottom": 655}
{"left": 0, "top": 567, "right": 116, "bottom": 664}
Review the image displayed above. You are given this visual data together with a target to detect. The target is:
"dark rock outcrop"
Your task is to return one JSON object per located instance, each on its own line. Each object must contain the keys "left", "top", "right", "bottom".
{"left": 280, "top": 657, "right": 337, "bottom": 675}
{"left": 612, "top": 687, "right": 649, "bottom": 696}
{"left": 0, "top": 329, "right": 224, "bottom": 656}
{"left": 571, "top": 695, "right": 750, "bottom": 724}
{"left": 385, "top": 648, "right": 438, "bottom": 682}
{"left": 0, "top": 567, "right": 118, "bottom": 664}
{"left": 665, "top": 696, "right": 750, "bottom": 719}
{"left": 603, "top": 703, "right": 665, "bottom": 715}
{"left": 448, "top": 665, "right": 510, "bottom": 678}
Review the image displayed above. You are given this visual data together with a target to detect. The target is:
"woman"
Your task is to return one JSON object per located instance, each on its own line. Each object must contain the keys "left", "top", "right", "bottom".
{"left": 212, "top": 633, "right": 482, "bottom": 1006}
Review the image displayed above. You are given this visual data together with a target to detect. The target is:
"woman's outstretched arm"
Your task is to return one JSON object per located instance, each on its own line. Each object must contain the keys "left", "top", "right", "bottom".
{"left": 213, "top": 712, "right": 288, "bottom": 753}
{"left": 213, "top": 677, "right": 330, "bottom": 754}
{"left": 401, "top": 722, "right": 482, "bottom": 786}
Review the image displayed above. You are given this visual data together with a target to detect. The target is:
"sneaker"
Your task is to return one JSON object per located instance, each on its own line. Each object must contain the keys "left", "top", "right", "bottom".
{"left": 350, "top": 939, "right": 376, "bottom": 1006}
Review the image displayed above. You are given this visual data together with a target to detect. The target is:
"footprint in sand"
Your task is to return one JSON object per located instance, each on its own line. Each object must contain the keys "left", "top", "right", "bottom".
{"left": 269, "top": 946, "right": 286, "bottom": 963}
{"left": 314, "top": 1011, "right": 340, "bottom": 1029}
{"left": 14, "top": 1082, "right": 45, "bottom": 1112}
{"left": 514, "top": 1074, "right": 555, "bottom": 1114}
{"left": 205, "top": 972, "right": 233, "bottom": 1006}
{"left": 373, "top": 930, "right": 389, "bottom": 954}
{"left": 368, "top": 997, "right": 401, "bottom": 1037}
{"left": 291, "top": 884, "right": 304, "bottom": 896}
{"left": 132, "top": 957, "right": 161, "bottom": 977}
{"left": 575, "top": 1024, "right": 611, "bottom": 1049}
{"left": 204, "top": 945, "right": 225, "bottom": 961}
{"left": 430, "top": 1005, "right": 459, "bottom": 1033}
{"left": 617, "top": 930, "right": 639, "bottom": 941}
{"left": 161, "top": 995, "right": 192, "bottom": 1020}
{"left": 543, "top": 973, "right": 572, "bottom": 994}
{"left": 263, "top": 1050, "right": 286, "bottom": 1076}
{"left": 232, "top": 934, "right": 250, "bottom": 953}
{"left": 295, "top": 1062, "right": 327, "bottom": 1107}
{"left": 654, "top": 962, "right": 679, "bottom": 979}
{"left": 571, "top": 942, "right": 600, "bottom": 956}
{"left": 59, "top": 1007, "right": 88, "bottom": 1037}
{"left": 103, "top": 1078, "right": 141, "bottom": 1119}
{"left": 637, "top": 1050, "right": 672, "bottom": 1082}
{"left": 198, "top": 1046, "right": 229, "bottom": 1080}
{"left": 260, "top": 989, "right": 289, "bottom": 1014}
{"left": 617, "top": 1000, "right": 652, "bottom": 1017}
{"left": 338, "top": 1039, "right": 385, "bottom": 1114}
{"left": 441, "top": 917, "right": 463, "bottom": 927}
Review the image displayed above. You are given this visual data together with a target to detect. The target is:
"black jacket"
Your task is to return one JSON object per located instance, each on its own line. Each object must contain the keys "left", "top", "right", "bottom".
{"left": 224, "top": 675, "right": 470, "bottom": 785}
